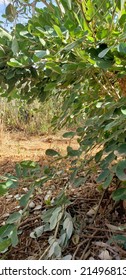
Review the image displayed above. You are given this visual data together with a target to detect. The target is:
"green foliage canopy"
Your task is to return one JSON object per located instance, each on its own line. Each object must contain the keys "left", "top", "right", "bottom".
{"left": 0, "top": 0, "right": 126, "bottom": 104}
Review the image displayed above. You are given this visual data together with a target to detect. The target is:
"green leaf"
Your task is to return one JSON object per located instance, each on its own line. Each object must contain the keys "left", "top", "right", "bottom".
{"left": 112, "top": 188, "right": 126, "bottom": 201}
{"left": 0, "top": 45, "right": 5, "bottom": 57}
{"left": 48, "top": 241, "right": 61, "bottom": 258}
{"left": 0, "top": 182, "right": 8, "bottom": 196}
{"left": 66, "top": 220, "right": 73, "bottom": 238}
{"left": 53, "top": 191, "right": 70, "bottom": 206}
{"left": 49, "top": 207, "right": 62, "bottom": 230}
{"left": 63, "top": 217, "right": 73, "bottom": 238}
{"left": 46, "top": 149, "right": 60, "bottom": 157}
{"left": 0, "top": 238, "right": 11, "bottom": 253}
{"left": 62, "top": 254, "right": 72, "bottom": 260}
{"left": 60, "top": 36, "right": 86, "bottom": 52}
{"left": 121, "top": 108, "right": 126, "bottom": 115}
{"left": 118, "top": 43, "right": 126, "bottom": 54}
{"left": 7, "top": 58, "right": 23, "bottom": 68}
{"left": 42, "top": 208, "right": 54, "bottom": 223}
{"left": 67, "top": 0, "right": 72, "bottom": 10}
{"left": 11, "top": 38, "right": 19, "bottom": 55}
{"left": 117, "top": 0, "right": 125, "bottom": 10}
{"left": 104, "top": 120, "right": 118, "bottom": 131}
{"left": 63, "top": 131, "right": 75, "bottom": 138}
{"left": 20, "top": 160, "right": 39, "bottom": 169}
{"left": 98, "top": 48, "right": 111, "bottom": 58}
{"left": 0, "top": 27, "right": 12, "bottom": 40}
{"left": 95, "top": 150, "right": 103, "bottom": 163}
{"left": 116, "top": 144, "right": 126, "bottom": 155}
{"left": 6, "top": 179, "right": 18, "bottom": 189}
{"left": 96, "top": 60, "right": 114, "bottom": 69}
{"left": 96, "top": 169, "right": 110, "bottom": 183}
{"left": 73, "top": 177, "right": 85, "bottom": 187}
{"left": 53, "top": 25, "right": 63, "bottom": 39}
{"left": 119, "top": 14, "right": 126, "bottom": 26}
{"left": 6, "top": 212, "right": 22, "bottom": 224}
{"left": 46, "top": 62, "right": 61, "bottom": 74}
{"left": 67, "top": 146, "right": 81, "bottom": 157}
{"left": 5, "top": 4, "right": 16, "bottom": 22}
{"left": 102, "top": 173, "right": 113, "bottom": 189}
{"left": 10, "top": 226, "right": 18, "bottom": 246}
{"left": 101, "top": 152, "right": 115, "bottom": 168}
{"left": 44, "top": 83, "right": 56, "bottom": 91}
{"left": 34, "top": 50, "right": 49, "bottom": 58}
{"left": 0, "top": 224, "right": 15, "bottom": 238}
{"left": 20, "top": 187, "right": 34, "bottom": 207}
{"left": 116, "top": 160, "right": 126, "bottom": 181}
{"left": 15, "top": 164, "right": 22, "bottom": 178}
{"left": 30, "top": 226, "right": 44, "bottom": 239}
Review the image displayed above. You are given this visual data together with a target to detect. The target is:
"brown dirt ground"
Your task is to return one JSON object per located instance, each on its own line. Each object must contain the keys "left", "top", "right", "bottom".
{"left": 0, "top": 131, "right": 126, "bottom": 260}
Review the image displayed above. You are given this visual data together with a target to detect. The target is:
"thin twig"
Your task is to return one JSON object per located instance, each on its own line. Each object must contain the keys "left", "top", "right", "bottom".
{"left": 39, "top": 244, "right": 51, "bottom": 260}
{"left": 80, "top": 230, "right": 98, "bottom": 259}
{"left": 91, "top": 189, "right": 106, "bottom": 224}
{"left": 86, "top": 225, "right": 126, "bottom": 234}
{"left": 72, "top": 239, "right": 88, "bottom": 260}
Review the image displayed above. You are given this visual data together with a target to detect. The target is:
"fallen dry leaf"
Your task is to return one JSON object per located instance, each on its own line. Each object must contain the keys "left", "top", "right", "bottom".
{"left": 72, "top": 234, "right": 80, "bottom": 245}
{"left": 98, "top": 250, "right": 112, "bottom": 260}
{"left": 87, "top": 205, "right": 98, "bottom": 217}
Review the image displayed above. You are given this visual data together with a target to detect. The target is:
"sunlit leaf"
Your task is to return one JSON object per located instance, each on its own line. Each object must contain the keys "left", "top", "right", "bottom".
{"left": 0, "top": 238, "right": 11, "bottom": 253}
{"left": 53, "top": 25, "right": 63, "bottom": 39}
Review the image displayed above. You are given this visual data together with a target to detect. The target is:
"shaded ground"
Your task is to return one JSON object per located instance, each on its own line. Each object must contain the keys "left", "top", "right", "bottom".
{"left": 0, "top": 131, "right": 126, "bottom": 260}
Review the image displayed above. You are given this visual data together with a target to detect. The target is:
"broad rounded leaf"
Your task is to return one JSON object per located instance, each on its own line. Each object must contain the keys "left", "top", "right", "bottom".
{"left": 7, "top": 58, "right": 23, "bottom": 68}
{"left": 30, "top": 226, "right": 44, "bottom": 239}
{"left": 96, "top": 169, "right": 110, "bottom": 183}
{"left": 116, "top": 144, "right": 126, "bottom": 155}
{"left": 102, "top": 173, "right": 113, "bottom": 189}
{"left": 0, "top": 238, "right": 11, "bottom": 253}
{"left": 0, "top": 224, "right": 15, "bottom": 238}
{"left": 116, "top": 160, "right": 126, "bottom": 181}
{"left": 118, "top": 43, "right": 126, "bottom": 54}
{"left": 5, "top": 4, "right": 16, "bottom": 22}
{"left": 119, "top": 14, "right": 126, "bottom": 26}
{"left": 46, "top": 149, "right": 60, "bottom": 157}
{"left": 121, "top": 108, "right": 126, "bottom": 115}
{"left": 20, "top": 188, "right": 34, "bottom": 207}
{"left": 63, "top": 131, "right": 75, "bottom": 138}
{"left": 67, "top": 146, "right": 81, "bottom": 157}
{"left": 0, "top": 182, "right": 8, "bottom": 196}
{"left": 6, "top": 212, "right": 22, "bottom": 224}
{"left": 112, "top": 188, "right": 126, "bottom": 201}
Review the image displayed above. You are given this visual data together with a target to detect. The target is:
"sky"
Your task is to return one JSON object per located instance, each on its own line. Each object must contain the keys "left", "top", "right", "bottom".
{"left": 0, "top": 0, "right": 9, "bottom": 26}
{"left": 0, "top": 0, "right": 45, "bottom": 30}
